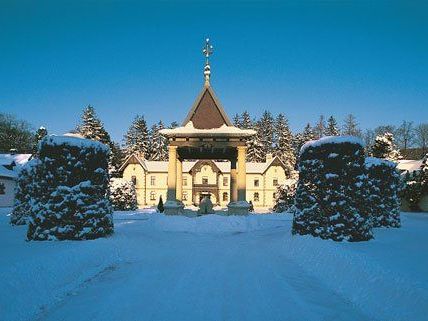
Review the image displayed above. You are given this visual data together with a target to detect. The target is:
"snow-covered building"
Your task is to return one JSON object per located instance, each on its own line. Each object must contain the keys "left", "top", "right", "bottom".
{"left": 119, "top": 153, "right": 289, "bottom": 208}
{"left": 0, "top": 153, "right": 31, "bottom": 207}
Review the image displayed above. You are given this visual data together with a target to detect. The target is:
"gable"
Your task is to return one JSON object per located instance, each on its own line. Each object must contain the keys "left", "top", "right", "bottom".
{"left": 183, "top": 86, "right": 232, "bottom": 129}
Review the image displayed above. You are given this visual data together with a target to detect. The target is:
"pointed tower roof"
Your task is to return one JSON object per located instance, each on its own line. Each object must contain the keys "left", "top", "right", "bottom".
{"left": 182, "top": 85, "right": 232, "bottom": 129}
{"left": 160, "top": 38, "right": 255, "bottom": 139}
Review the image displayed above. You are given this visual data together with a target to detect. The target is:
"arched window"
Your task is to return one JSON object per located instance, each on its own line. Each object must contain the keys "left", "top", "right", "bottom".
{"left": 131, "top": 176, "right": 137, "bottom": 185}
{"left": 150, "top": 191, "right": 156, "bottom": 201}
{"left": 223, "top": 192, "right": 228, "bottom": 202}
{"left": 254, "top": 192, "right": 259, "bottom": 202}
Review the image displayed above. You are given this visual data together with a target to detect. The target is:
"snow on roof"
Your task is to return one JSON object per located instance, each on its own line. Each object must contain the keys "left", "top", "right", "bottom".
{"left": 365, "top": 157, "right": 396, "bottom": 169}
{"left": 300, "top": 135, "right": 364, "bottom": 155}
{"left": 41, "top": 135, "right": 109, "bottom": 152}
{"left": 0, "top": 154, "right": 32, "bottom": 166}
{"left": 396, "top": 159, "right": 423, "bottom": 173}
{"left": 0, "top": 165, "right": 18, "bottom": 179}
{"left": 159, "top": 121, "right": 255, "bottom": 138}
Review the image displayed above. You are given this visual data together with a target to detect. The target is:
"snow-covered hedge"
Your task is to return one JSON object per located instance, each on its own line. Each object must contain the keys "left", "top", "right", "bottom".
{"left": 365, "top": 157, "right": 401, "bottom": 227}
{"left": 293, "top": 136, "right": 372, "bottom": 241}
{"left": 10, "top": 159, "right": 40, "bottom": 225}
{"left": 109, "top": 178, "right": 138, "bottom": 211}
{"left": 27, "top": 135, "right": 113, "bottom": 241}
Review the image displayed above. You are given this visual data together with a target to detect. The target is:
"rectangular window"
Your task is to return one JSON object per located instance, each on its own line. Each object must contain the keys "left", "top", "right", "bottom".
{"left": 273, "top": 192, "right": 276, "bottom": 199}
{"left": 182, "top": 192, "right": 188, "bottom": 201}
{"left": 202, "top": 176, "right": 208, "bottom": 185}
{"left": 273, "top": 178, "right": 278, "bottom": 186}
{"left": 131, "top": 176, "right": 137, "bottom": 185}
{"left": 183, "top": 177, "right": 187, "bottom": 186}
{"left": 254, "top": 179, "right": 259, "bottom": 187}
{"left": 150, "top": 176, "right": 156, "bottom": 186}
{"left": 223, "top": 192, "right": 228, "bottom": 202}
{"left": 0, "top": 183, "right": 5, "bottom": 195}
{"left": 223, "top": 177, "right": 228, "bottom": 186}
{"left": 150, "top": 191, "right": 156, "bottom": 201}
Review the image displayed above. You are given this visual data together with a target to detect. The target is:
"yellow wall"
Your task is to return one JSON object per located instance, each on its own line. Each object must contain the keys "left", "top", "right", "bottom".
{"left": 122, "top": 161, "right": 288, "bottom": 208}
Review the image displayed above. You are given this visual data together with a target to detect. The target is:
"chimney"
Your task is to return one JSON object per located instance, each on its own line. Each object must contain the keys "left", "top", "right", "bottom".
{"left": 266, "top": 153, "right": 273, "bottom": 162}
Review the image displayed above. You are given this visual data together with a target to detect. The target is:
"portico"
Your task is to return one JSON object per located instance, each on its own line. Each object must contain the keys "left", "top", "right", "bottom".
{"left": 160, "top": 39, "right": 255, "bottom": 214}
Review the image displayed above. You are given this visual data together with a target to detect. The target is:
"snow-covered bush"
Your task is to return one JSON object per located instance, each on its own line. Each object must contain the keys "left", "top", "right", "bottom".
{"left": 10, "top": 159, "right": 40, "bottom": 225}
{"left": 365, "top": 157, "right": 401, "bottom": 227}
{"left": 273, "top": 179, "right": 297, "bottom": 213}
{"left": 370, "top": 132, "right": 402, "bottom": 162}
{"left": 109, "top": 178, "right": 138, "bottom": 211}
{"left": 27, "top": 136, "right": 113, "bottom": 241}
{"left": 401, "top": 153, "right": 428, "bottom": 211}
{"left": 293, "top": 136, "right": 372, "bottom": 242}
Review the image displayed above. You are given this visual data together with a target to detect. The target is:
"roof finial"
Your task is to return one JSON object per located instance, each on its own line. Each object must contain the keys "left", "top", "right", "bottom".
{"left": 202, "top": 38, "right": 213, "bottom": 86}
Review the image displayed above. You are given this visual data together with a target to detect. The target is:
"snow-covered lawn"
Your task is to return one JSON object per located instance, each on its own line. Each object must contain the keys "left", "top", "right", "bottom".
{"left": 1, "top": 208, "right": 428, "bottom": 321}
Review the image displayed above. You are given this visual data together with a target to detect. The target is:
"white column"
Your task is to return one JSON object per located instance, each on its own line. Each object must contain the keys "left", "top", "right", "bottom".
{"left": 237, "top": 146, "right": 247, "bottom": 201}
{"left": 230, "top": 158, "right": 238, "bottom": 202}
{"left": 176, "top": 158, "right": 183, "bottom": 201}
{"left": 167, "top": 146, "right": 177, "bottom": 201}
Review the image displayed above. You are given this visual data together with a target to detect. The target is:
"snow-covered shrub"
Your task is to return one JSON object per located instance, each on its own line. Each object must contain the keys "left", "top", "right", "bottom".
{"left": 109, "top": 178, "right": 138, "bottom": 211}
{"left": 27, "top": 136, "right": 113, "bottom": 241}
{"left": 273, "top": 179, "right": 297, "bottom": 213}
{"left": 401, "top": 153, "right": 428, "bottom": 211}
{"left": 370, "top": 132, "right": 402, "bottom": 162}
{"left": 293, "top": 136, "right": 372, "bottom": 242}
{"left": 10, "top": 159, "right": 40, "bottom": 225}
{"left": 365, "top": 157, "right": 401, "bottom": 227}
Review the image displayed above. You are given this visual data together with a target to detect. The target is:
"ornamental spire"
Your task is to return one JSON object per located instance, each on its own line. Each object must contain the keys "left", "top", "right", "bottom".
{"left": 202, "top": 38, "right": 213, "bottom": 87}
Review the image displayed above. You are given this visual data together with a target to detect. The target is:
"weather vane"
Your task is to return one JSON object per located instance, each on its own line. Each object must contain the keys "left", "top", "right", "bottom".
{"left": 202, "top": 38, "right": 213, "bottom": 86}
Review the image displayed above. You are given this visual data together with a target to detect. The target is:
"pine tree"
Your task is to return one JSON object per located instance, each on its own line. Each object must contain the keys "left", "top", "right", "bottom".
{"left": 232, "top": 113, "right": 241, "bottom": 127}
{"left": 241, "top": 111, "right": 252, "bottom": 129}
{"left": 33, "top": 126, "right": 48, "bottom": 153}
{"left": 325, "top": 116, "right": 340, "bottom": 136}
{"left": 273, "top": 114, "right": 295, "bottom": 174}
{"left": 314, "top": 115, "right": 326, "bottom": 139}
{"left": 246, "top": 120, "right": 264, "bottom": 162}
{"left": 149, "top": 121, "right": 168, "bottom": 161}
{"left": 77, "top": 105, "right": 111, "bottom": 145}
{"left": 157, "top": 195, "right": 164, "bottom": 213}
{"left": 124, "top": 115, "right": 150, "bottom": 159}
{"left": 109, "top": 142, "right": 125, "bottom": 178}
{"left": 293, "top": 123, "right": 316, "bottom": 157}
{"left": 370, "top": 132, "right": 402, "bottom": 162}
{"left": 342, "top": 114, "right": 362, "bottom": 137}
{"left": 258, "top": 110, "right": 274, "bottom": 156}
{"left": 109, "top": 178, "right": 138, "bottom": 211}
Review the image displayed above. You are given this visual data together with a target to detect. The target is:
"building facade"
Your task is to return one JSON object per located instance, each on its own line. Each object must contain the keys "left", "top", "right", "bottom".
{"left": 120, "top": 154, "right": 289, "bottom": 208}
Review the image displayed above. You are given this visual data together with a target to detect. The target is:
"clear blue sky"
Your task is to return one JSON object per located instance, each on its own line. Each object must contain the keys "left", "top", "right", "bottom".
{"left": 1, "top": 1, "right": 427, "bottom": 142}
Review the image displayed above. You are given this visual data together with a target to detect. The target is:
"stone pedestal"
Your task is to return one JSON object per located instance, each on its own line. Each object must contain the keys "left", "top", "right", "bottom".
{"left": 227, "top": 201, "right": 251, "bottom": 215}
{"left": 164, "top": 200, "right": 185, "bottom": 215}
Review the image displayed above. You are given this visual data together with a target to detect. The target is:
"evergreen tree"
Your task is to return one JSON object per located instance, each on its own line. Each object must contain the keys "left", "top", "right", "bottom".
{"left": 273, "top": 179, "right": 297, "bottom": 213}
{"left": 27, "top": 136, "right": 113, "bottom": 240}
{"left": 124, "top": 115, "right": 150, "bottom": 159}
{"left": 241, "top": 111, "right": 252, "bottom": 129}
{"left": 149, "top": 121, "right": 168, "bottom": 161}
{"left": 10, "top": 159, "right": 40, "bottom": 225}
{"left": 33, "top": 126, "right": 48, "bottom": 153}
{"left": 232, "top": 113, "right": 241, "bottom": 127}
{"left": 157, "top": 195, "right": 164, "bottom": 213}
{"left": 246, "top": 120, "right": 264, "bottom": 162}
{"left": 258, "top": 110, "right": 275, "bottom": 156}
{"left": 109, "top": 142, "right": 125, "bottom": 177}
{"left": 325, "top": 116, "right": 340, "bottom": 136}
{"left": 293, "top": 137, "right": 372, "bottom": 241}
{"left": 170, "top": 121, "right": 179, "bottom": 129}
{"left": 293, "top": 123, "right": 316, "bottom": 157}
{"left": 77, "top": 105, "right": 111, "bottom": 145}
{"left": 109, "top": 178, "right": 138, "bottom": 211}
{"left": 370, "top": 132, "right": 402, "bottom": 162}
{"left": 273, "top": 114, "right": 295, "bottom": 174}
{"left": 365, "top": 157, "right": 401, "bottom": 228}
{"left": 314, "top": 115, "right": 326, "bottom": 139}
{"left": 342, "top": 114, "right": 362, "bottom": 137}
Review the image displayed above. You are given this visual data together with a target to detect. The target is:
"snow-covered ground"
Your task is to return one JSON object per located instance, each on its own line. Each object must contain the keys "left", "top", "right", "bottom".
{"left": 1, "top": 208, "right": 428, "bottom": 321}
